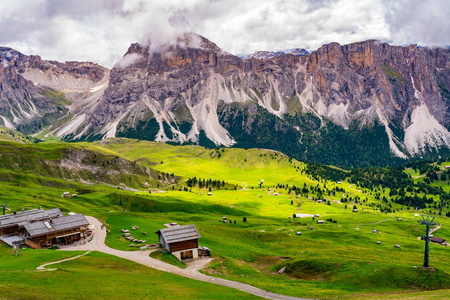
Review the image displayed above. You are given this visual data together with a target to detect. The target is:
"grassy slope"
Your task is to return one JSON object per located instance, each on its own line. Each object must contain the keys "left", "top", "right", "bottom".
{"left": 0, "top": 249, "right": 260, "bottom": 299}
{"left": 0, "top": 126, "right": 38, "bottom": 143}
{"left": 82, "top": 139, "right": 450, "bottom": 298}
{"left": 0, "top": 138, "right": 449, "bottom": 299}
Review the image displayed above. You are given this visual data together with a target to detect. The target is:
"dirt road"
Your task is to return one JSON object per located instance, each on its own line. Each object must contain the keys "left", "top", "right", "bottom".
{"left": 59, "top": 216, "right": 309, "bottom": 300}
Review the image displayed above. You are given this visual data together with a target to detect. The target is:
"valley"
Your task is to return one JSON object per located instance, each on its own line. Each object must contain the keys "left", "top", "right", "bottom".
{"left": 0, "top": 137, "right": 449, "bottom": 299}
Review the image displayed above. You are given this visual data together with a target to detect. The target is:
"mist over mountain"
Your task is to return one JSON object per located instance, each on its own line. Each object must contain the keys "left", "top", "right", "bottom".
{"left": 1, "top": 33, "right": 449, "bottom": 168}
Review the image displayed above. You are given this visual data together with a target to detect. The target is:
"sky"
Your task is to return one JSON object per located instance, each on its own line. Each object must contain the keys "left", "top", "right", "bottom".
{"left": 0, "top": 0, "right": 448, "bottom": 68}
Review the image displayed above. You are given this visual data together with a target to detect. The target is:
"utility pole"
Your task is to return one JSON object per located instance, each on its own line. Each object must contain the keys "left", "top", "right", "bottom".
{"left": 418, "top": 215, "right": 439, "bottom": 268}
{"left": 0, "top": 203, "right": 8, "bottom": 215}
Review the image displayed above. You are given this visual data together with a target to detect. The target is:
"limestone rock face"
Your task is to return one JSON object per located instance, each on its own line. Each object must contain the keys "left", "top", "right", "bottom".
{"left": 0, "top": 46, "right": 109, "bottom": 134}
{"left": 1, "top": 34, "right": 450, "bottom": 167}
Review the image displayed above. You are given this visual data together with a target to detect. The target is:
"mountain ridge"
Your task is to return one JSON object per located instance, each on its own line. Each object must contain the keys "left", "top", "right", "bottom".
{"left": 1, "top": 33, "right": 450, "bottom": 167}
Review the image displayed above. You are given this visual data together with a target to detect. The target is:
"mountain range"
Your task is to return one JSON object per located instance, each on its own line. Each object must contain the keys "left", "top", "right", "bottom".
{"left": 1, "top": 33, "right": 449, "bottom": 168}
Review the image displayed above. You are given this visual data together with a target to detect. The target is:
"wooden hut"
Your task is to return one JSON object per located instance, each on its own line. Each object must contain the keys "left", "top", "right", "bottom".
{"left": 156, "top": 224, "right": 201, "bottom": 260}
{"left": 430, "top": 237, "right": 446, "bottom": 244}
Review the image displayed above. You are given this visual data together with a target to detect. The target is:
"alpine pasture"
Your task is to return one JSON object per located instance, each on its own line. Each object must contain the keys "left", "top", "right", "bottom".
{"left": 0, "top": 138, "right": 449, "bottom": 299}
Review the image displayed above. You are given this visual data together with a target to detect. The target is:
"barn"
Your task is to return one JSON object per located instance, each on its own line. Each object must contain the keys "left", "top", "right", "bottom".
{"left": 156, "top": 224, "right": 201, "bottom": 260}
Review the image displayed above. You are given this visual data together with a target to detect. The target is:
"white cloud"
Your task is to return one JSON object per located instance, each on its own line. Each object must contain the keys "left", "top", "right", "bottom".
{"left": 0, "top": 0, "right": 447, "bottom": 68}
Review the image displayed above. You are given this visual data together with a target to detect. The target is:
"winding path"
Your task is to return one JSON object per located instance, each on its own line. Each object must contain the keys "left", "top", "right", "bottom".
{"left": 36, "top": 250, "right": 91, "bottom": 271}
{"left": 57, "top": 216, "right": 309, "bottom": 300}
{"left": 356, "top": 219, "right": 393, "bottom": 227}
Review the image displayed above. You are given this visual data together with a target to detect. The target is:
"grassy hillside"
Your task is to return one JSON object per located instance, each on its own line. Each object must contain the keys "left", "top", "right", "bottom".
{"left": 0, "top": 138, "right": 449, "bottom": 299}
{"left": 0, "top": 126, "right": 39, "bottom": 143}
{"left": 0, "top": 249, "right": 259, "bottom": 299}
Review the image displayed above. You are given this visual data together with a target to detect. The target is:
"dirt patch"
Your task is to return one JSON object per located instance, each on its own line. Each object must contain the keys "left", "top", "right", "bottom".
{"left": 203, "top": 268, "right": 220, "bottom": 275}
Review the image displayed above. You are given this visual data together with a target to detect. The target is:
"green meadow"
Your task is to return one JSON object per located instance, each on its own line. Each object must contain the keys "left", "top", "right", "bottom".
{"left": 0, "top": 138, "right": 449, "bottom": 299}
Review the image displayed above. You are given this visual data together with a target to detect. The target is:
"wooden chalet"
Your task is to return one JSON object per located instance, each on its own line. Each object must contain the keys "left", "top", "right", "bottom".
{"left": 0, "top": 208, "right": 89, "bottom": 249}
{"left": 0, "top": 208, "right": 63, "bottom": 236}
{"left": 156, "top": 224, "right": 201, "bottom": 260}
{"left": 22, "top": 214, "right": 89, "bottom": 249}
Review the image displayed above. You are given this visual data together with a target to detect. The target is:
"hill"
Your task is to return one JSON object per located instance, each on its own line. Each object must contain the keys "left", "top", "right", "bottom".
{"left": 0, "top": 138, "right": 449, "bottom": 299}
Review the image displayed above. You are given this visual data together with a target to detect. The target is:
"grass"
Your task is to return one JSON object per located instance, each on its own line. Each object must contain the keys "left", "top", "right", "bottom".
{"left": 0, "top": 138, "right": 449, "bottom": 299}
{"left": 150, "top": 250, "right": 187, "bottom": 268}
{"left": 0, "top": 248, "right": 260, "bottom": 299}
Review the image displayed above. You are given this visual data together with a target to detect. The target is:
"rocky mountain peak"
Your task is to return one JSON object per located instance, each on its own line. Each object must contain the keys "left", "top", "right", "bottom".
{"left": 1, "top": 35, "right": 450, "bottom": 167}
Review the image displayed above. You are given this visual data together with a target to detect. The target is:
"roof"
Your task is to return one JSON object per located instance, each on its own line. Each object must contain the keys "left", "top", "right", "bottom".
{"left": 24, "top": 214, "right": 89, "bottom": 237}
{"left": 430, "top": 237, "right": 446, "bottom": 243}
{"left": 0, "top": 208, "right": 63, "bottom": 228}
{"left": 156, "top": 224, "right": 201, "bottom": 244}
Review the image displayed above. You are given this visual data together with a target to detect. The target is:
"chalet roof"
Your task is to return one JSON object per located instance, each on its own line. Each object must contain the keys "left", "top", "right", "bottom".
{"left": 156, "top": 224, "right": 201, "bottom": 244}
{"left": 0, "top": 208, "right": 63, "bottom": 228}
{"left": 24, "top": 214, "right": 89, "bottom": 237}
{"left": 430, "top": 237, "right": 446, "bottom": 244}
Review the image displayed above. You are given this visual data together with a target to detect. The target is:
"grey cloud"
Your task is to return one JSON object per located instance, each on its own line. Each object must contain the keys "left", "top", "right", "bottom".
{"left": 0, "top": 0, "right": 447, "bottom": 69}
{"left": 386, "top": 0, "right": 450, "bottom": 46}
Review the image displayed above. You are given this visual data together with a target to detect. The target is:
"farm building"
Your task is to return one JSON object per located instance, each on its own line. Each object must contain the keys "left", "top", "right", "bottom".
{"left": 0, "top": 208, "right": 89, "bottom": 249}
{"left": 430, "top": 237, "right": 446, "bottom": 244}
{"left": 292, "top": 213, "right": 314, "bottom": 218}
{"left": 156, "top": 224, "right": 202, "bottom": 261}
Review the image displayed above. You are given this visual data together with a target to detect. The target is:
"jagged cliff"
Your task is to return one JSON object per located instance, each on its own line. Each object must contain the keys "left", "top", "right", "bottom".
{"left": 1, "top": 34, "right": 449, "bottom": 167}
{"left": 0, "top": 47, "right": 109, "bottom": 134}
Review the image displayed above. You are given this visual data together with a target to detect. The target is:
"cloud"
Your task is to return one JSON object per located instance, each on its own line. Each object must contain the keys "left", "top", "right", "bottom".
{"left": 0, "top": 0, "right": 447, "bottom": 69}
{"left": 114, "top": 52, "right": 143, "bottom": 68}
{"left": 386, "top": 0, "right": 450, "bottom": 46}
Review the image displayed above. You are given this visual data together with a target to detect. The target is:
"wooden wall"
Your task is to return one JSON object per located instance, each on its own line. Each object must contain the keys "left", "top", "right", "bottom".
{"left": 169, "top": 239, "right": 198, "bottom": 252}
